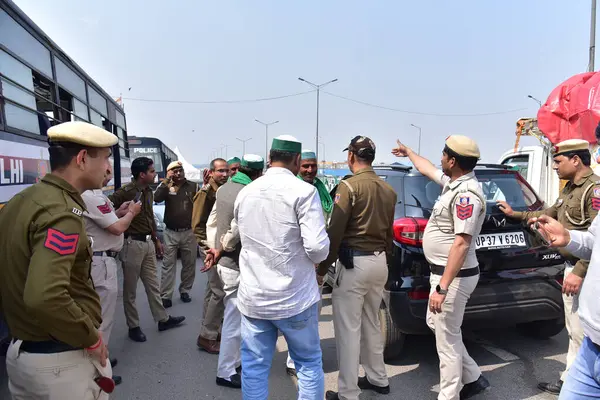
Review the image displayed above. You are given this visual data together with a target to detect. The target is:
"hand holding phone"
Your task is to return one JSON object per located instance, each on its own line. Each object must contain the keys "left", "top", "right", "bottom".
{"left": 531, "top": 222, "right": 551, "bottom": 247}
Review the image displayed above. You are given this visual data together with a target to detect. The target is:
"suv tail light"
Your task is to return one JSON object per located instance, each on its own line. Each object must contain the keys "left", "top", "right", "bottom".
{"left": 393, "top": 217, "right": 428, "bottom": 246}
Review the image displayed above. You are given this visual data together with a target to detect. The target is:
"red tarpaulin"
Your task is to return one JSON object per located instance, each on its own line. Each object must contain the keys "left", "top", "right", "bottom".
{"left": 537, "top": 72, "right": 600, "bottom": 144}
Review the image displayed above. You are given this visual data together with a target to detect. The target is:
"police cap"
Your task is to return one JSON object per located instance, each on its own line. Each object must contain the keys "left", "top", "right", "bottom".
{"left": 553, "top": 139, "right": 590, "bottom": 156}
{"left": 445, "top": 135, "right": 480, "bottom": 158}
{"left": 47, "top": 121, "right": 118, "bottom": 148}
{"left": 167, "top": 161, "right": 183, "bottom": 171}
{"left": 343, "top": 135, "right": 376, "bottom": 157}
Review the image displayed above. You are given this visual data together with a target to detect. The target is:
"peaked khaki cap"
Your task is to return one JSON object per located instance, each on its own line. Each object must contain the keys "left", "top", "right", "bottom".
{"left": 47, "top": 121, "right": 117, "bottom": 147}
{"left": 445, "top": 135, "right": 480, "bottom": 158}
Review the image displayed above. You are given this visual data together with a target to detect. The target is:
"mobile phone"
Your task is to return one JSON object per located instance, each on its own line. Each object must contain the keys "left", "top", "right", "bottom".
{"left": 531, "top": 222, "right": 551, "bottom": 247}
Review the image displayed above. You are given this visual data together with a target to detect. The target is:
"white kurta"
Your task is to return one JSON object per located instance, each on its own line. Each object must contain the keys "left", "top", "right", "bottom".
{"left": 234, "top": 167, "right": 330, "bottom": 320}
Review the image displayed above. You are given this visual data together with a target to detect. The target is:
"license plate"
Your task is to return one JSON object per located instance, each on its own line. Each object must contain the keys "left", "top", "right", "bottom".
{"left": 475, "top": 232, "right": 526, "bottom": 250}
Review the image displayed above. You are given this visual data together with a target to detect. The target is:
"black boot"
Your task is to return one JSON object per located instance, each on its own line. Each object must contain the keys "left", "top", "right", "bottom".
{"left": 128, "top": 327, "right": 147, "bottom": 343}
{"left": 158, "top": 315, "right": 186, "bottom": 331}
{"left": 538, "top": 380, "right": 563, "bottom": 395}
{"left": 460, "top": 375, "right": 490, "bottom": 399}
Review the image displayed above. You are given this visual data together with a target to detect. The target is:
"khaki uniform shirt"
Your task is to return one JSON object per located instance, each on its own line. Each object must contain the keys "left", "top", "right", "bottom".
{"left": 192, "top": 178, "right": 220, "bottom": 251}
{"left": 513, "top": 169, "right": 600, "bottom": 278}
{"left": 154, "top": 178, "right": 199, "bottom": 230}
{"left": 109, "top": 181, "right": 156, "bottom": 236}
{"left": 422, "top": 171, "right": 486, "bottom": 269}
{"left": 0, "top": 174, "right": 101, "bottom": 348}
{"left": 82, "top": 189, "right": 123, "bottom": 252}
{"left": 318, "top": 167, "right": 397, "bottom": 276}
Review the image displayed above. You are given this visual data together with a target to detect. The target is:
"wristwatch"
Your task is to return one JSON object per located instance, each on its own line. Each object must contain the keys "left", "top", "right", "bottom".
{"left": 435, "top": 284, "right": 448, "bottom": 295}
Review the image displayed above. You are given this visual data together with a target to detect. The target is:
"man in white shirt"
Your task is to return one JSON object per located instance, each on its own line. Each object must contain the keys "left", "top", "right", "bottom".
{"left": 532, "top": 213, "right": 600, "bottom": 399}
{"left": 233, "top": 135, "right": 330, "bottom": 399}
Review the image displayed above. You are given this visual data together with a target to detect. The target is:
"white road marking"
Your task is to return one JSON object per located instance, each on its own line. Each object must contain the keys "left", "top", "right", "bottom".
{"left": 465, "top": 332, "right": 521, "bottom": 362}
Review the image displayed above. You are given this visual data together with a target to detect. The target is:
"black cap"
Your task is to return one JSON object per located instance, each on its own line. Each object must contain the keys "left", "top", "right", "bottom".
{"left": 343, "top": 135, "right": 376, "bottom": 157}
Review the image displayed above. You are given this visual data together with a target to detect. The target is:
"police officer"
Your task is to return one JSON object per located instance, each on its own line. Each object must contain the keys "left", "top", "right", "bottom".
{"left": 192, "top": 157, "right": 229, "bottom": 353}
{"left": 393, "top": 135, "right": 490, "bottom": 400}
{"left": 155, "top": 161, "right": 200, "bottom": 308}
{"left": 318, "top": 136, "right": 397, "bottom": 400}
{"left": 110, "top": 157, "right": 185, "bottom": 343}
{"left": 498, "top": 139, "right": 600, "bottom": 395}
{"left": 82, "top": 171, "right": 142, "bottom": 386}
{"left": 0, "top": 121, "right": 115, "bottom": 399}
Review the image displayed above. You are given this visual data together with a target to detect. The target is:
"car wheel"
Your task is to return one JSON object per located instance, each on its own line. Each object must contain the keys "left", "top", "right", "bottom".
{"left": 379, "top": 303, "right": 406, "bottom": 361}
{"left": 516, "top": 318, "right": 565, "bottom": 339}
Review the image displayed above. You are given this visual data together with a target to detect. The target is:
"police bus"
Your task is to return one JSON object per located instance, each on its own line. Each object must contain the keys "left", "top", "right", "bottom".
{"left": 128, "top": 136, "right": 177, "bottom": 183}
{"left": 0, "top": 0, "right": 131, "bottom": 207}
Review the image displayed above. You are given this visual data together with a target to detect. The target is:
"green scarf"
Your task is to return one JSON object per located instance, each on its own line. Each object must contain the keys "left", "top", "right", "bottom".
{"left": 231, "top": 171, "right": 252, "bottom": 186}
{"left": 298, "top": 176, "right": 333, "bottom": 214}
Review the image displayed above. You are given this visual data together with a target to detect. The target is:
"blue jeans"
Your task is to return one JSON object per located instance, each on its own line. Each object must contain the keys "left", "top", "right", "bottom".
{"left": 560, "top": 336, "right": 600, "bottom": 399}
{"left": 240, "top": 302, "right": 324, "bottom": 400}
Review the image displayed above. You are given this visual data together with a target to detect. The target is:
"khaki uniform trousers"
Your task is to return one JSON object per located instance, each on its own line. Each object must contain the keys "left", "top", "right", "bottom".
{"left": 331, "top": 252, "right": 389, "bottom": 400}
{"left": 561, "top": 263, "right": 585, "bottom": 382}
{"left": 427, "top": 273, "right": 481, "bottom": 400}
{"left": 91, "top": 255, "right": 119, "bottom": 345}
{"left": 121, "top": 237, "right": 168, "bottom": 328}
{"left": 160, "top": 228, "right": 197, "bottom": 300}
{"left": 200, "top": 252, "right": 225, "bottom": 341}
{"left": 6, "top": 340, "right": 112, "bottom": 400}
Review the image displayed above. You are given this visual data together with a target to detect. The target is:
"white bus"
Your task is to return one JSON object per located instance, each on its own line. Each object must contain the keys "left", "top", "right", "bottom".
{"left": 0, "top": 0, "right": 131, "bottom": 208}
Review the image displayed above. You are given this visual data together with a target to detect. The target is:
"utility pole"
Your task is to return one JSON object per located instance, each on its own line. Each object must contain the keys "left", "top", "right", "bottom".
{"left": 590, "top": 0, "right": 597, "bottom": 72}
{"left": 236, "top": 137, "right": 252, "bottom": 155}
{"left": 298, "top": 77, "right": 338, "bottom": 165}
{"left": 254, "top": 119, "right": 279, "bottom": 161}
{"left": 410, "top": 124, "right": 422, "bottom": 155}
{"left": 221, "top": 144, "right": 230, "bottom": 160}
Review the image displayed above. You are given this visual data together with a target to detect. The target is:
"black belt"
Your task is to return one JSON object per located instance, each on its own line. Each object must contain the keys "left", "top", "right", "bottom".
{"left": 352, "top": 250, "right": 378, "bottom": 256}
{"left": 430, "top": 265, "right": 480, "bottom": 278}
{"left": 166, "top": 227, "right": 191, "bottom": 232}
{"left": 125, "top": 233, "right": 151, "bottom": 241}
{"left": 13, "top": 339, "right": 81, "bottom": 354}
{"left": 93, "top": 250, "right": 119, "bottom": 258}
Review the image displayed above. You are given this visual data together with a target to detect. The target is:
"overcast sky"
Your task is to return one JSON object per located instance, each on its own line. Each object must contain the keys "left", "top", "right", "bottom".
{"left": 13, "top": 0, "right": 595, "bottom": 165}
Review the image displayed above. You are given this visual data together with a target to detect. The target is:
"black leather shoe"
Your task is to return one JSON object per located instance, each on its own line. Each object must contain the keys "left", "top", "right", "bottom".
{"left": 110, "top": 358, "right": 118, "bottom": 368}
{"left": 216, "top": 373, "right": 241, "bottom": 389}
{"left": 162, "top": 299, "right": 172, "bottom": 308}
{"left": 112, "top": 375, "right": 122, "bottom": 386}
{"left": 286, "top": 367, "right": 297, "bottom": 378}
{"left": 128, "top": 327, "right": 147, "bottom": 343}
{"left": 158, "top": 315, "right": 186, "bottom": 331}
{"left": 358, "top": 376, "right": 390, "bottom": 394}
{"left": 325, "top": 391, "right": 340, "bottom": 400}
{"left": 180, "top": 293, "right": 192, "bottom": 303}
{"left": 538, "top": 380, "right": 563, "bottom": 395}
{"left": 460, "top": 375, "right": 491, "bottom": 399}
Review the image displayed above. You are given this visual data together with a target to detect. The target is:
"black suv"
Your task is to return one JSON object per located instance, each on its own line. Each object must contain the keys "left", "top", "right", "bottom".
{"left": 326, "top": 164, "right": 566, "bottom": 360}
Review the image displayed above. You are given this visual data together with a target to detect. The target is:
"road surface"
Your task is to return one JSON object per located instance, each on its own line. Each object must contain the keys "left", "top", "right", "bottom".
{"left": 1, "top": 258, "right": 570, "bottom": 399}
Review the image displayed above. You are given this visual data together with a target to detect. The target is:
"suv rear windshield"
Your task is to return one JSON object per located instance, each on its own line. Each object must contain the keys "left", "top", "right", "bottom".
{"left": 402, "top": 171, "right": 541, "bottom": 214}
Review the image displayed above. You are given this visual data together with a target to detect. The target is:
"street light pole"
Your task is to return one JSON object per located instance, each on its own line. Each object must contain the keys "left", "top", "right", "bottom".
{"left": 527, "top": 95, "right": 542, "bottom": 107}
{"left": 590, "top": 0, "right": 597, "bottom": 72}
{"left": 410, "top": 124, "right": 422, "bottom": 155}
{"left": 221, "top": 144, "right": 230, "bottom": 160}
{"left": 254, "top": 119, "right": 279, "bottom": 161}
{"left": 298, "top": 77, "right": 338, "bottom": 165}
{"left": 236, "top": 137, "right": 252, "bottom": 155}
